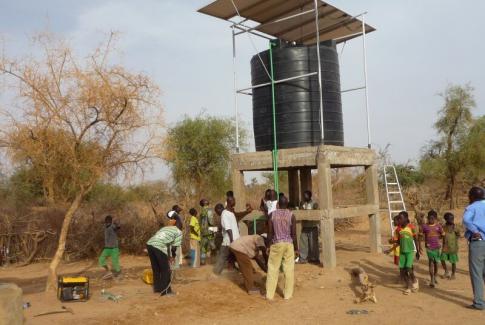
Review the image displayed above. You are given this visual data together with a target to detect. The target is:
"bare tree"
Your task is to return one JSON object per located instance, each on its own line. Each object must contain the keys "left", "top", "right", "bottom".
{"left": 0, "top": 33, "right": 162, "bottom": 291}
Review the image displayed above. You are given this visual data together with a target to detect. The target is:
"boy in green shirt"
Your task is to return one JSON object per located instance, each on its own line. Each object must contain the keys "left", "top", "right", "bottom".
{"left": 441, "top": 212, "right": 460, "bottom": 279}
{"left": 395, "top": 211, "right": 421, "bottom": 295}
{"left": 189, "top": 208, "right": 201, "bottom": 268}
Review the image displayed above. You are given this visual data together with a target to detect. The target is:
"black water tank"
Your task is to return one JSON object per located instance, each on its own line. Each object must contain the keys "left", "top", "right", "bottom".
{"left": 251, "top": 40, "right": 344, "bottom": 151}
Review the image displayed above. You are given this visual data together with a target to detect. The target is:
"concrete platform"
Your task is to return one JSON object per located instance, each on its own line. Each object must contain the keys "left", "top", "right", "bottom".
{"left": 232, "top": 145, "right": 381, "bottom": 268}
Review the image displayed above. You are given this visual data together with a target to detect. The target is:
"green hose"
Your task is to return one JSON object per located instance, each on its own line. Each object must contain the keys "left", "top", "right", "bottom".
{"left": 269, "top": 40, "right": 279, "bottom": 194}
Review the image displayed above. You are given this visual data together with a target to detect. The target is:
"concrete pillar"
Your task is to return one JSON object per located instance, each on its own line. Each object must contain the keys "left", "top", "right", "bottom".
{"left": 299, "top": 168, "right": 312, "bottom": 200}
{"left": 232, "top": 169, "right": 246, "bottom": 212}
{"left": 0, "top": 283, "right": 23, "bottom": 325}
{"left": 317, "top": 162, "right": 336, "bottom": 268}
{"left": 366, "top": 164, "right": 382, "bottom": 254}
{"left": 288, "top": 169, "right": 300, "bottom": 207}
{"left": 320, "top": 215, "right": 336, "bottom": 268}
{"left": 296, "top": 221, "right": 302, "bottom": 249}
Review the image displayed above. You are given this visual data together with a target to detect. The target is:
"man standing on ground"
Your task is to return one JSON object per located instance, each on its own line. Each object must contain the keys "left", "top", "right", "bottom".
{"left": 229, "top": 234, "right": 268, "bottom": 294}
{"left": 299, "top": 190, "right": 320, "bottom": 264}
{"left": 266, "top": 196, "right": 298, "bottom": 300}
{"left": 213, "top": 196, "right": 252, "bottom": 274}
{"left": 199, "top": 199, "right": 216, "bottom": 265}
{"left": 99, "top": 215, "right": 121, "bottom": 277}
{"left": 463, "top": 186, "right": 485, "bottom": 310}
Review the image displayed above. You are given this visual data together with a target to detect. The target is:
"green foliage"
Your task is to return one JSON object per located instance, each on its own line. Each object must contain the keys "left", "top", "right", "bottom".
{"left": 434, "top": 84, "right": 475, "bottom": 141}
{"left": 394, "top": 164, "right": 425, "bottom": 187}
{"left": 0, "top": 168, "right": 44, "bottom": 208}
{"left": 85, "top": 183, "right": 132, "bottom": 210}
{"left": 461, "top": 115, "right": 485, "bottom": 183}
{"left": 163, "top": 115, "right": 245, "bottom": 200}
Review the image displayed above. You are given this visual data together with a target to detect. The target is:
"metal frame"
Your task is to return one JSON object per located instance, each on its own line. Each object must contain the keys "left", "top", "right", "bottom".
{"left": 228, "top": 3, "right": 373, "bottom": 151}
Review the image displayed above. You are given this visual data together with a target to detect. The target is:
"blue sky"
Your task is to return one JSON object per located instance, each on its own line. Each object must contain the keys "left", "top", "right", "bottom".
{"left": 1, "top": 0, "right": 484, "bottom": 181}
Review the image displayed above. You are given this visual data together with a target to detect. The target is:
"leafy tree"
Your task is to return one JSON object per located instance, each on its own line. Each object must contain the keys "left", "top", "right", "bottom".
{"left": 163, "top": 115, "right": 244, "bottom": 202}
{"left": 420, "top": 84, "right": 475, "bottom": 208}
{"left": 0, "top": 33, "right": 161, "bottom": 290}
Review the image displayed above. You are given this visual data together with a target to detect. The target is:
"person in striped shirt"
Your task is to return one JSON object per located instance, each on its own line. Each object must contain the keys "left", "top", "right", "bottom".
{"left": 266, "top": 195, "right": 298, "bottom": 300}
{"left": 146, "top": 219, "right": 182, "bottom": 296}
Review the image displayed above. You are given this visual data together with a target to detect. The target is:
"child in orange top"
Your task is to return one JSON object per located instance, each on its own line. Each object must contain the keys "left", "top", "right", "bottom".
{"left": 386, "top": 215, "right": 401, "bottom": 266}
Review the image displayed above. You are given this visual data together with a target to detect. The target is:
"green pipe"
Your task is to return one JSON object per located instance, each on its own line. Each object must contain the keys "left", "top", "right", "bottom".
{"left": 269, "top": 40, "right": 279, "bottom": 194}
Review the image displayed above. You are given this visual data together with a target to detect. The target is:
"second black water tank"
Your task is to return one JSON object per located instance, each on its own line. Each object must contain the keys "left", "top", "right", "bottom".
{"left": 251, "top": 40, "right": 344, "bottom": 151}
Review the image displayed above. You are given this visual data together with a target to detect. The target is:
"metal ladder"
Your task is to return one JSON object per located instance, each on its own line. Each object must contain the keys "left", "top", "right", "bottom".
{"left": 383, "top": 165, "right": 406, "bottom": 236}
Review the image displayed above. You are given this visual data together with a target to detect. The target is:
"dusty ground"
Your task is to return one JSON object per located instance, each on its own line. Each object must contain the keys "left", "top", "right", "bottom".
{"left": 1, "top": 215, "right": 484, "bottom": 325}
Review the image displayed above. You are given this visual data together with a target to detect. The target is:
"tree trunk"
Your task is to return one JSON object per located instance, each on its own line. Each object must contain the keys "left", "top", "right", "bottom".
{"left": 448, "top": 174, "right": 456, "bottom": 209}
{"left": 45, "top": 191, "right": 84, "bottom": 292}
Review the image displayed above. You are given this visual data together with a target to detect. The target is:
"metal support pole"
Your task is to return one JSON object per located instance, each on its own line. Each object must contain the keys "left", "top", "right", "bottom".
{"left": 232, "top": 26, "right": 240, "bottom": 152}
{"left": 269, "top": 40, "right": 279, "bottom": 193}
{"left": 362, "top": 14, "right": 372, "bottom": 149}
{"left": 314, "top": 0, "right": 325, "bottom": 143}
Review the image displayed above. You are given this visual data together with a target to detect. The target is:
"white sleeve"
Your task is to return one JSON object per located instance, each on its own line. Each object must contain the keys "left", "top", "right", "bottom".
{"left": 221, "top": 211, "right": 227, "bottom": 230}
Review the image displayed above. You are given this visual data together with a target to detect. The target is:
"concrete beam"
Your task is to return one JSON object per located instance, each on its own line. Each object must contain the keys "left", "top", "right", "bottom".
{"left": 231, "top": 145, "right": 375, "bottom": 171}
{"left": 318, "top": 146, "right": 375, "bottom": 167}
{"left": 239, "top": 206, "right": 379, "bottom": 222}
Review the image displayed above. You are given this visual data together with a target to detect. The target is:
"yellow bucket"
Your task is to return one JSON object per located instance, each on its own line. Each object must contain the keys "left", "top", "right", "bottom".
{"left": 142, "top": 269, "right": 153, "bottom": 285}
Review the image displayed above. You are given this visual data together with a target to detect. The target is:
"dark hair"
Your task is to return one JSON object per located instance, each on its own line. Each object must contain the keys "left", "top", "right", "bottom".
{"left": 279, "top": 192, "right": 285, "bottom": 197}
{"left": 215, "top": 203, "right": 224, "bottom": 211}
{"left": 443, "top": 212, "right": 454, "bottom": 220}
{"left": 427, "top": 210, "right": 438, "bottom": 218}
{"left": 226, "top": 191, "right": 234, "bottom": 198}
{"left": 398, "top": 211, "right": 408, "bottom": 220}
{"left": 189, "top": 208, "right": 197, "bottom": 216}
{"left": 469, "top": 187, "right": 485, "bottom": 202}
{"left": 304, "top": 190, "right": 312, "bottom": 197}
{"left": 278, "top": 195, "right": 289, "bottom": 208}
{"left": 172, "top": 205, "right": 180, "bottom": 211}
{"left": 104, "top": 215, "right": 113, "bottom": 223}
{"left": 199, "top": 199, "right": 207, "bottom": 207}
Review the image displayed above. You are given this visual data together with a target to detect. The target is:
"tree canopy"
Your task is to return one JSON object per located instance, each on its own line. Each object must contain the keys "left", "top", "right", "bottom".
{"left": 163, "top": 115, "right": 244, "bottom": 201}
{"left": 0, "top": 33, "right": 162, "bottom": 290}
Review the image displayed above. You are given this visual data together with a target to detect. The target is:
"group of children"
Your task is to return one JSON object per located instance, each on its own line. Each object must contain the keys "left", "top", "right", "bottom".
{"left": 388, "top": 210, "right": 460, "bottom": 294}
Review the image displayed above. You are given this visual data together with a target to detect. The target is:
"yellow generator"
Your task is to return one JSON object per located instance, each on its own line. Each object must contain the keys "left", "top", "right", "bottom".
{"left": 57, "top": 276, "right": 90, "bottom": 302}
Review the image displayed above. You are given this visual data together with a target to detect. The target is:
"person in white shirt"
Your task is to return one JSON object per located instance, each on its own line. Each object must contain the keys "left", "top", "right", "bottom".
{"left": 260, "top": 189, "right": 278, "bottom": 217}
{"left": 213, "top": 196, "right": 252, "bottom": 274}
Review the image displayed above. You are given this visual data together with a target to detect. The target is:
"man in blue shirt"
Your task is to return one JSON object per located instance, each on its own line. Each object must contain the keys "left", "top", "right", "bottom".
{"left": 463, "top": 186, "right": 485, "bottom": 310}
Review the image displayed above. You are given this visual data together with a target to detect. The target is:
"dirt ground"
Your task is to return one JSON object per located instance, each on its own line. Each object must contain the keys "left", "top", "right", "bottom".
{"left": 1, "top": 214, "right": 484, "bottom": 325}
